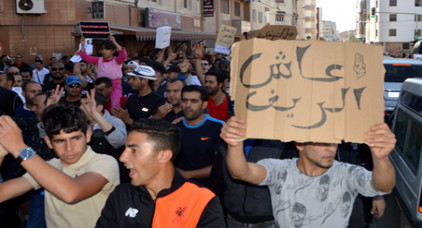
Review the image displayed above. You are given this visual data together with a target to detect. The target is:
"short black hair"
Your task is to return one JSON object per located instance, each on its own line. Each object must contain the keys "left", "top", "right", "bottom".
{"left": 64, "top": 62, "right": 74, "bottom": 73}
{"left": 182, "top": 85, "right": 208, "bottom": 102}
{"left": 94, "top": 77, "right": 112, "bottom": 88}
{"left": 5, "top": 73, "right": 15, "bottom": 84}
{"left": 99, "top": 40, "right": 116, "bottom": 50}
{"left": 130, "top": 118, "right": 181, "bottom": 163}
{"left": 205, "top": 70, "right": 227, "bottom": 84}
{"left": 35, "top": 59, "right": 43, "bottom": 65}
{"left": 42, "top": 103, "right": 88, "bottom": 139}
{"left": 201, "top": 57, "right": 211, "bottom": 65}
{"left": 167, "top": 78, "right": 185, "bottom": 86}
{"left": 20, "top": 69, "right": 32, "bottom": 76}
{"left": 152, "top": 62, "right": 167, "bottom": 74}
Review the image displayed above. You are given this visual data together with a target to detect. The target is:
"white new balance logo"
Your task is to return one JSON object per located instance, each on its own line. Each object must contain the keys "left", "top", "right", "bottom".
{"left": 125, "top": 207, "right": 139, "bottom": 218}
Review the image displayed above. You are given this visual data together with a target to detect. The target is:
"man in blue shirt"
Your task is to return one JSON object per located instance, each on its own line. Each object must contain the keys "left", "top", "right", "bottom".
{"left": 175, "top": 85, "right": 224, "bottom": 186}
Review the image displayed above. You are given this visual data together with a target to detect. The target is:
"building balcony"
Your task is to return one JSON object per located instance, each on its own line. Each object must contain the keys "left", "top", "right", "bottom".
{"left": 305, "top": 28, "right": 315, "bottom": 34}
{"left": 303, "top": 0, "right": 316, "bottom": 7}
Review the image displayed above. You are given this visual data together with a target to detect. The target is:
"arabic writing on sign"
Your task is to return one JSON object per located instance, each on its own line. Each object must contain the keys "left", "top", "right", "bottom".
{"left": 239, "top": 44, "right": 368, "bottom": 129}
{"left": 257, "top": 27, "right": 296, "bottom": 40}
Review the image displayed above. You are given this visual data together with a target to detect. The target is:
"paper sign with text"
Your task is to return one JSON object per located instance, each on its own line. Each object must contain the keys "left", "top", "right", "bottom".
{"left": 255, "top": 25, "right": 297, "bottom": 40}
{"left": 215, "top": 25, "right": 237, "bottom": 55}
{"left": 230, "top": 39, "right": 385, "bottom": 143}
{"left": 155, "top": 26, "right": 172, "bottom": 49}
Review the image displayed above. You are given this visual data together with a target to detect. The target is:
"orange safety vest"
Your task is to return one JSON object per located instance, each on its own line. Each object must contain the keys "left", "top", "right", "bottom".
{"left": 152, "top": 182, "right": 215, "bottom": 228}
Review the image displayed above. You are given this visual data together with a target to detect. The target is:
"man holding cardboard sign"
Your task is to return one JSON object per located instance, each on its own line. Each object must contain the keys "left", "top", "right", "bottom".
{"left": 223, "top": 39, "right": 396, "bottom": 227}
{"left": 220, "top": 117, "right": 395, "bottom": 227}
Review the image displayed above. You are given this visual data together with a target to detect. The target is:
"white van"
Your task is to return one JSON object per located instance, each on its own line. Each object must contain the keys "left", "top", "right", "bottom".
{"left": 389, "top": 77, "right": 422, "bottom": 226}
{"left": 383, "top": 57, "right": 422, "bottom": 115}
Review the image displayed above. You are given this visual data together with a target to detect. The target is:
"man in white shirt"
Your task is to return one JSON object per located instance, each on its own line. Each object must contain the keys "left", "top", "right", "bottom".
{"left": 32, "top": 60, "right": 49, "bottom": 85}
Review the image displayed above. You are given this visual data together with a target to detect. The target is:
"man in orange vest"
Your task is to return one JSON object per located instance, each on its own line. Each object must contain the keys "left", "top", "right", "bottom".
{"left": 96, "top": 118, "right": 225, "bottom": 227}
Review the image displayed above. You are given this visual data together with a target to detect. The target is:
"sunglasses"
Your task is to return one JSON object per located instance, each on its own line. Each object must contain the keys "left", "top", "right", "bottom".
{"left": 51, "top": 67, "right": 64, "bottom": 71}
{"left": 69, "top": 83, "right": 81, "bottom": 88}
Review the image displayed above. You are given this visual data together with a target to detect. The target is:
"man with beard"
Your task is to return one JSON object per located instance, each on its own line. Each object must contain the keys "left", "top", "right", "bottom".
{"left": 204, "top": 70, "right": 233, "bottom": 121}
{"left": 42, "top": 62, "right": 66, "bottom": 92}
{"left": 151, "top": 79, "right": 184, "bottom": 123}
{"left": 59, "top": 76, "right": 83, "bottom": 106}
{"left": 112, "top": 66, "right": 165, "bottom": 126}
{"left": 175, "top": 85, "right": 224, "bottom": 186}
{"left": 14, "top": 82, "right": 42, "bottom": 119}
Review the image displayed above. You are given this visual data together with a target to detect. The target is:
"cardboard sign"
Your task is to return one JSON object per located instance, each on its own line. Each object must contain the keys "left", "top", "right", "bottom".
{"left": 230, "top": 39, "right": 385, "bottom": 143}
{"left": 79, "top": 21, "right": 110, "bottom": 39}
{"left": 215, "top": 25, "right": 237, "bottom": 55}
{"left": 255, "top": 25, "right": 297, "bottom": 40}
{"left": 155, "top": 26, "right": 172, "bottom": 49}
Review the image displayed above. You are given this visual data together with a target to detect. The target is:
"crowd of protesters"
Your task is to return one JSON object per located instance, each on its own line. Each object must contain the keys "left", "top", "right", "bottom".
{"left": 0, "top": 35, "right": 396, "bottom": 228}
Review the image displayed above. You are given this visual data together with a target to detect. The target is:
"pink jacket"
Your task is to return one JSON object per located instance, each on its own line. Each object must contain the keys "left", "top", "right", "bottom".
{"left": 79, "top": 48, "right": 127, "bottom": 80}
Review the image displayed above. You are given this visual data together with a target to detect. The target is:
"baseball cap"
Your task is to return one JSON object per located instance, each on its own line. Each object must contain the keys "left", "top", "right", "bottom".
{"left": 65, "top": 75, "right": 82, "bottom": 85}
{"left": 127, "top": 66, "right": 157, "bottom": 80}
{"left": 127, "top": 61, "right": 139, "bottom": 68}
{"left": 166, "top": 65, "right": 181, "bottom": 73}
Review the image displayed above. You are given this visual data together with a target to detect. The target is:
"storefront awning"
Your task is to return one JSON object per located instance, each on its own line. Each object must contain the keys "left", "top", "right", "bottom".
{"left": 110, "top": 25, "right": 218, "bottom": 41}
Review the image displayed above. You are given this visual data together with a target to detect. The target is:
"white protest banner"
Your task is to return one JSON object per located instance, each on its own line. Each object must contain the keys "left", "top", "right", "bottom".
{"left": 215, "top": 25, "right": 237, "bottom": 55}
{"left": 72, "top": 38, "right": 93, "bottom": 63}
{"left": 155, "top": 26, "right": 172, "bottom": 49}
{"left": 230, "top": 39, "right": 385, "bottom": 143}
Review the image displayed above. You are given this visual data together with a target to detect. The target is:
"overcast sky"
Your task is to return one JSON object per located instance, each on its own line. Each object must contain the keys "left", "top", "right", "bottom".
{"left": 316, "top": 0, "right": 358, "bottom": 32}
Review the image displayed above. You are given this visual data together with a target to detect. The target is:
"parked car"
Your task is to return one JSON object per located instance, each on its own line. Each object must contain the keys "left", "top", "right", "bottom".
{"left": 383, "top": 57, "right": 422, "bottom": 116}
{"left": 389, "top": 77, "right": 422, "bottom": 227}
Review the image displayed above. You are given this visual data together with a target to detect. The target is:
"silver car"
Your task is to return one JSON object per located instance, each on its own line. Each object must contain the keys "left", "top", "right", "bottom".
{"left": 383, "top": 57, "right": 422, "bottom": 114}
{"left": 389, "top": 78, "right": 422, "bottom": 226}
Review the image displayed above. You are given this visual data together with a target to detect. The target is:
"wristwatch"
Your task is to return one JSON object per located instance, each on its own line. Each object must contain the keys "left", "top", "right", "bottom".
{"left": 16, "top": 147, "right": 36, "bottom": 164}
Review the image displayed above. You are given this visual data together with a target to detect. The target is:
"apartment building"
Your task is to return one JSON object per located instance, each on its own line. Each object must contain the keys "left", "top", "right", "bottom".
{"left": 267, "top": 0, "right": 297, "bottom": 27}
{"left": 296, "top": 0, "right": 317, "bottom": 40}
{"left": 322, "top": 20, "right": 337, "bottom": 41}
{"left": 356, "top": 0, "right": 369, "bottom": 42}
{"left": 366, "top": 0, "right": 422, "bottom": 54}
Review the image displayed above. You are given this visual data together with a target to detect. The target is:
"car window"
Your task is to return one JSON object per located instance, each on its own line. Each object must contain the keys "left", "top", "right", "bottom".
{"left": 401, "top": 91, "right": 422, "bottom": 114}
{"left": 394, "top": 109, "right": 408, "bottom": 157}
{"left": 394, "top": 108, "right": 422, "bottom": 174}
{"left": 384, "top": 64, "right": 422, "bottom": 82}
{"left": 407, "top": 122, "right": 422, "bottom": 171}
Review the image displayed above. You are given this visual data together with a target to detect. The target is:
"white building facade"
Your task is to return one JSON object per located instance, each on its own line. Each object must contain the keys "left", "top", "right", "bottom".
{"left": 366, "top": 0, "right": 422, "bottom": 54}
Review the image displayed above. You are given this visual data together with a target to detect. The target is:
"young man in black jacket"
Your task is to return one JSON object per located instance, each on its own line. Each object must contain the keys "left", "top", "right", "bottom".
{"left": 96, "top": 118, "right": 225, "bottom": 228}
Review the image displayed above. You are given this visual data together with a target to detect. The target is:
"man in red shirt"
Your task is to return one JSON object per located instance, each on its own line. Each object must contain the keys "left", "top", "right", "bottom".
{"left": 204, "top": 70, "right": 232, "bottom": 121}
